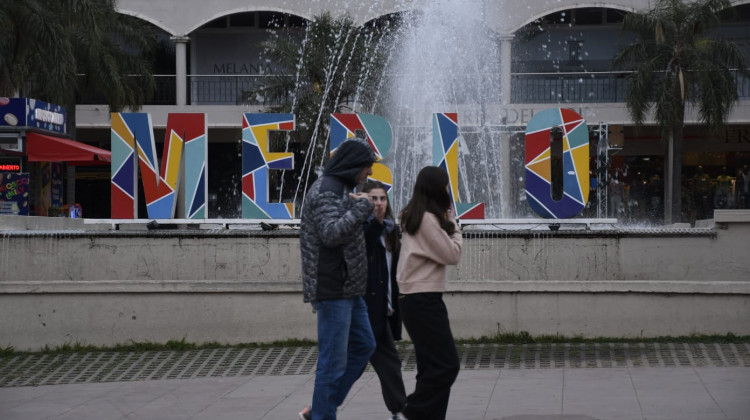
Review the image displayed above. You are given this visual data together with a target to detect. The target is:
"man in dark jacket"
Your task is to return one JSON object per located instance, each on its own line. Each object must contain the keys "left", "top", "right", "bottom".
{"left": 299, "top": 137, "right": 377, "bottom": 420}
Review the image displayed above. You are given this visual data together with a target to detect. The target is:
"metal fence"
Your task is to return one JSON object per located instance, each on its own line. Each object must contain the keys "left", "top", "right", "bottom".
{"left": 77, "top": 75, "right": 176, "bottom": 105}
{"left": 153, "top": 75, "right": 176, "bottom": 105}
{"left": 78, "top": 70, "right": 750, "bottom": 106}
{"left": 512, "top": 70, "right": 750, "bottom": 103}
{"left": 188, "top": 75, "right": 288, "bottom": 106}
{"left": 511, "top": 71, "right": 630, "bottom": 103}
{"left": 183, "top": 72, "right": 630, "bottom": 106}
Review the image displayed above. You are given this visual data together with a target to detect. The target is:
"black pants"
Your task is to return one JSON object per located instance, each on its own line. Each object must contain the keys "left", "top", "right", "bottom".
{"left": 370, "top": 320, "right": 407, "bottom": 414}
{"left": 400, "top": 293, "right": 460, "bottom": 420}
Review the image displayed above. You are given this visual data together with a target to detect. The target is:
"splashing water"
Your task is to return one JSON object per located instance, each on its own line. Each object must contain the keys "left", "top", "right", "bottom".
{"left": 379, "top": 0, "right": 510, "bottom": 217}
{"left": 281, "top": 0, "right": 513, "bottom": 218}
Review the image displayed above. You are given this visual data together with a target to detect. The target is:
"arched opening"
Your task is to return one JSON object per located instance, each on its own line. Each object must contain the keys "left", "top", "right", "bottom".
{"left": 73, "top": 15, "right": 176, "bottom": 106}
{"left": 512, "top": 7, "right": 634, "bottom": 104}
{"left": 189, "top": 11, "right": 308, "bottom": 106}
{"left": 187, "top": 11, "right": 309, "bottom": 217}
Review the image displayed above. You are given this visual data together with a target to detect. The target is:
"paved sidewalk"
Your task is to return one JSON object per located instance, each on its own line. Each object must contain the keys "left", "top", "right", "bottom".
{"left": 1, "top": 365, "right": 748, "bottom": 420}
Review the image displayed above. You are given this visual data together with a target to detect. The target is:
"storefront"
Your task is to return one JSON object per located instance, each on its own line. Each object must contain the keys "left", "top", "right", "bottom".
{"left": 0, "top": 97, "right": 111, "bottom": 217}
{"left": 606, "top": 124, "right": 750, "bottom": 224}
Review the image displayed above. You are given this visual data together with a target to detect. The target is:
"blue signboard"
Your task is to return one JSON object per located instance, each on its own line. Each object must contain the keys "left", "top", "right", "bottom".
{"left": 0, "top": 97, "right": 67, "bottom": 134}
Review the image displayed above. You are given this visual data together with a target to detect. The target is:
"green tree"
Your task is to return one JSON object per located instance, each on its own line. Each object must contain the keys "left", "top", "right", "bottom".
{"left": 0, "top": 0, "right": 73, "bottom": 100}
{"left": 253, "top": 12, "right": 395, "bottom": 204}
{"left": 0, "top": 0, "right": 157, "bottom": 137}
{"left": 614, "top": 0, "right": 749, "bottom": 224}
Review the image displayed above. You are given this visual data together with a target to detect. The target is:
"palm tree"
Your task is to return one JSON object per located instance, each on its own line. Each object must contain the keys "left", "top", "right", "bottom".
{"left": 614, "top": 0, "right": 749, "bottom": 224}
{"left": 0, "top": 0, "right": 157, "bottom": 137}
{"left": 0, "top": 0, "right": 74, "bottom": 99}
{"left": 251, "top": 12, "right": 396, "bottom": 205}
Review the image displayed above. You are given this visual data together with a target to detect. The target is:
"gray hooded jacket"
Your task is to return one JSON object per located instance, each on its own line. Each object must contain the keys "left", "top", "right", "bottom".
{"left": 300, "top": 138, "right": 376, "bottom": 303}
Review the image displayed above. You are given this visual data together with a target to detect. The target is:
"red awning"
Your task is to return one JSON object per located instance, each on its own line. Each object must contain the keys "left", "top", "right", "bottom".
{"left": 26, "top": 132, "right": 111, "bottom": 164}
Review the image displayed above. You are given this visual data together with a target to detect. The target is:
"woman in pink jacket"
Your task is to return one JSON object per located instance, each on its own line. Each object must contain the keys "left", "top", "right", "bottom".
{"left": 396, "top": 166, "right": 462, "bottom": 420}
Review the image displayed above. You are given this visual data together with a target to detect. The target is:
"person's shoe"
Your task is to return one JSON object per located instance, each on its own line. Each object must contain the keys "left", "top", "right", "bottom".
{"left": 390, "top": 413, "right": 407, "bottom": 420}
{"left": 298, "top": 405, "right": 312, "bottom": 420}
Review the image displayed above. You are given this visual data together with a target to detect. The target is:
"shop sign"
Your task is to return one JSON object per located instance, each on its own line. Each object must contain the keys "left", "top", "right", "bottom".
{"left": 0, "top": 172, "right": 30, "bottom": 215}
{"left": 725, "top": 128, "right": 750, "bottom": 144}
{"left": 0, "top": 97, "right": 67, "bottom": 134}
{"left": 213, "top": 62, "right": 273, "bottom": 74}
{"left": 111, "top": 109, "right": 590, "bottom": 220}
{"left": 0, "top": 164, "right": 20, "bottom": 171}
{"left": 0, "top": 157, "right": 22, "bottom": 172}
{"left": 34, "top": 108, "right": 65, "bottom": 125}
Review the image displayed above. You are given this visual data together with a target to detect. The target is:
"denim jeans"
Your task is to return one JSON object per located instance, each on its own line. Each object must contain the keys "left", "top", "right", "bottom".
{"left": 311, "top": 296, "right": 375, "bottom": 420}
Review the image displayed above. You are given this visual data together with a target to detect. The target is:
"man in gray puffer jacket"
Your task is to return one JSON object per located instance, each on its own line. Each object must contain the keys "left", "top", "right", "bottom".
{"left": 299, "top": 137, "right": 377, "bottom": 420}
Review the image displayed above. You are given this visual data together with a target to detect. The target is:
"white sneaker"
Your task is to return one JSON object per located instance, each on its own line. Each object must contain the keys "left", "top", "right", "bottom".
{"left": 390, "top": 414, "right": 406, "bottom": 420}
{"left": 298, "top": 405, "right": 311, "bottom": 420}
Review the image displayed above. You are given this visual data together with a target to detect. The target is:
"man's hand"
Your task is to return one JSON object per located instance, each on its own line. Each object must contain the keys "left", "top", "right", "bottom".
{"left": 349, "top": 192, "right": 369, "bottom": 201}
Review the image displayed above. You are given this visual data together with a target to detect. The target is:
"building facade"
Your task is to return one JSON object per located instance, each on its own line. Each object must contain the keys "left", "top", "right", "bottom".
{"left": 65, "top": 0, "right": 750, "bottom": 221}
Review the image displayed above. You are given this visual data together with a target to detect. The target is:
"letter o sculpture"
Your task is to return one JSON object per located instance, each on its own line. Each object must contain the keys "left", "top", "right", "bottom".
{"left": 524, "top": 108, "right": 590, "bottom": 219}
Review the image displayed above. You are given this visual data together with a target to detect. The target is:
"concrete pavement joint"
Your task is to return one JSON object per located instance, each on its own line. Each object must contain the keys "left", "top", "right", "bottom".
{"left": 693, "top": 365, "right": 729, "bottom": 419}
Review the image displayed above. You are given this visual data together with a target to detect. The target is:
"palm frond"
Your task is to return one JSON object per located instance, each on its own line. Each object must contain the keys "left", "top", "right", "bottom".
{"left": 0, "top": 0, "right": 156, "bottom": 113}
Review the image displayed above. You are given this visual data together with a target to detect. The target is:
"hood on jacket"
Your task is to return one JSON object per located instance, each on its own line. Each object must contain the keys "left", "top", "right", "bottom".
{"left": 323, "top": 137, "right": 376, "bottom": 187}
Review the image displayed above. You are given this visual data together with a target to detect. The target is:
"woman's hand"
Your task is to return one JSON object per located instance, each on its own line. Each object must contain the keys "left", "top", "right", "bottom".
{"left": 444, "top": 206, "right": 456, "bottom": 220}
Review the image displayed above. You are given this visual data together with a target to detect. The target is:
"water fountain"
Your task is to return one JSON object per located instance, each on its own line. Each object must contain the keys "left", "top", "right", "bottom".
{"left": 378, "top": 0, "right": 510, "bottom": 218}
{"left": 272, "top": 0, "right": 516, "bottom": 220}
{"left": 3, "top": 2, "right": 749, "bottom": 352}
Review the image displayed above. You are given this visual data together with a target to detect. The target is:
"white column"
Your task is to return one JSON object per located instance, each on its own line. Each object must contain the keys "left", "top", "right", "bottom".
{"left": 171, "top": 36, "right": 190, "bottom": 106}
{"left": 499, "top": 130, "right": 512, "bottom": 218}
{"left": 499, "top": 35, "right": 513, "bottom": 105}
{"left": 171, "top": 36, "right": 189, "bottom": 217}
{"left": 498, "top": 35, "right": 514, "bottom": 217}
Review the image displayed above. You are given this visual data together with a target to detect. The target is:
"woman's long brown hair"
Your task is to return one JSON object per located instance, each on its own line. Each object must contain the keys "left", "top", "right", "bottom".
{"left": 399, "top": 166, "right": 456, "bottom": 236}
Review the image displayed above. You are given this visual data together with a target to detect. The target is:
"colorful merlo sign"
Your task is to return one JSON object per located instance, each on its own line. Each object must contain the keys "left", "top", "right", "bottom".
{"left": 330, "top": 113, "right": 393, "bottom": 199}
{"left": 433, "top": 113, "right": 485, "bottom": 219}
{"left": 111, "top": 113, "right": 207, "bottom": 219}
{"left": 110, "top": 109, "right": 589, "bottom": 219}
{"left": 241, "top": 113, "right": 295, "bottom": 218}
{"left": 524, "top": 108, "right": 589, "bottom": 218}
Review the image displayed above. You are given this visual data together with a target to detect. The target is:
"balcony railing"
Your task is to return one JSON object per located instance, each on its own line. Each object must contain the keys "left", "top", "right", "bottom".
{"left": 77, "top": 75, "right": 176, "bottom": 105}
{"left": 511, "top": 71, "right": 629, "bottom": 103}
{"left": 189, "top": 75, "right": 289, "bottom": 106}
{"left": 77, "top": 70, "right": 750, "bottom": 106}
{"left": 512, "top": 70, "right": 750, "bottom": 103}
{"left": 153, "top": 75, "right": 177, "bottom": 105}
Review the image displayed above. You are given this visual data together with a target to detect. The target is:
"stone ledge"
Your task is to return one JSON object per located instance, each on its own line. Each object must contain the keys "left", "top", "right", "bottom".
{"left": 2, "top": 280, "right": 748, "bottom": 294}
{"left": 0, "top": 280, "right": 299, "bottom": 293}
{"left": 714, "top": 209, "right": 750, "bottom": 223}
{"left": 449, "top": 280, "right": 750, "bottom": 294}
{"left": 0, "top": 227, "right": 718, "bottom": 238}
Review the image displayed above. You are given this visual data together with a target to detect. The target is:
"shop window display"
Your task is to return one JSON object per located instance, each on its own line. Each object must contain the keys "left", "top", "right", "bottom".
{"left": 737, "top": 165, "right": 750, "bottom": 209}
{"left": 684, "top": 162, "right": 750, "bottom": 223}
{"left": 608, "top": 170, "right": 625, "bottom": 219}
{"left": 607, "top": 155, "right": 750, "bottom": 226}
{"left": 714, "top": 166, "right": 734, "bottom": 209}
{"left": 691, "top": 165, "right": 712, "bottom": 220}
{"left": 607, "top": 156, "right": 664, "bottom": 225}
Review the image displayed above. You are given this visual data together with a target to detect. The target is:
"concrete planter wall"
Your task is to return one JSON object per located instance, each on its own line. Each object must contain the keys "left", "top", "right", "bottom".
{"left": 1, "top": 212, "right": 749, "bottom": 351}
